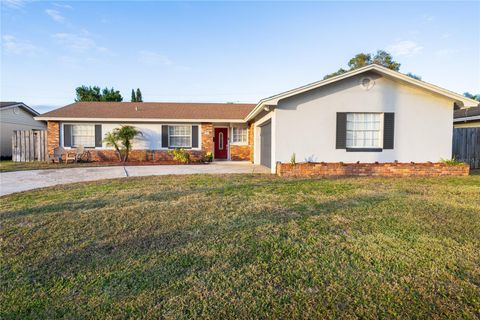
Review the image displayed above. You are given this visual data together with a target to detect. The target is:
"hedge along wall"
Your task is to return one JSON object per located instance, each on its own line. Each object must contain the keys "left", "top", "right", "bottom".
{"left": 276, "top": 162, "right": 470, "bottom": 177}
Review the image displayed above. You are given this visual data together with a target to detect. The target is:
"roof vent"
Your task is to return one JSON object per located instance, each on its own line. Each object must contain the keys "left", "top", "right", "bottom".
{"left": 360, "top": 77, "right": 375, "bottom": 90}
{"left": 135, "top": 106, "right": 139, "bottom": 111}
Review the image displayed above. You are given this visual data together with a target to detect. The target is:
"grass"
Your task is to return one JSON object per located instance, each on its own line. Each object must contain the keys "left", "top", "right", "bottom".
{"left": 1, "top": 174, "right": 479, "bottom": 319}
{"left": 0, "top": 160, "right": 116, "bottom": 172}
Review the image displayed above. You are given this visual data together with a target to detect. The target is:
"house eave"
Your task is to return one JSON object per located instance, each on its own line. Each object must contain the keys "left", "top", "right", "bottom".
{"left": 33, "top": 117, "right": 247, "bottom": 123}
{"left": 244, "top": 64, "right": 479, "bottom": 122}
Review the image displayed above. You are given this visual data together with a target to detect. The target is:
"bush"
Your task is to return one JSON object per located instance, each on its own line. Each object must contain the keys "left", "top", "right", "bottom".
{"left": 290, "top": 153, "right": 296, "bottom": 165}
{"left": 203, "top": 152, "right": 213, "bottom": 163}
{"left": 168, "top": 148, "right": 190, "bottom": 164}
{"left": 440, "top": 157, "right": 465, "bottom": 166}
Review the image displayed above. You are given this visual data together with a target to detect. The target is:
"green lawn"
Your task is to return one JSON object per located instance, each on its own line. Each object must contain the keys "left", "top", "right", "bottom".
{"left": 0, "top": 160, "right": 117, "bottom": 173}
{"left": 1, "top": 174, "right": 479, "bottom": 319}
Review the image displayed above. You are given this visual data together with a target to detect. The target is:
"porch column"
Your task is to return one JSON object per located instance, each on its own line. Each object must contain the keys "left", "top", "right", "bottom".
{"left": 201, "top": 123, "right": 214, "bottom": 154}
{"left": 47, "top": 121, "right": 60, "bottom": 156}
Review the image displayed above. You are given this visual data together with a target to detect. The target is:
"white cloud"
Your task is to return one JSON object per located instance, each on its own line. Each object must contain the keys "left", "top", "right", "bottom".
{"left": 45, "top": 9, "right": 65, "bottom": 23}
{"left": 2, "top": 0, "right": 26, "bottom": 9}
{"left": 52, "top": 31, "right": 107, "bottom": 53}
{"left": 138, "top": 50, "right": 173, "bottom": 66}
{"left": 387, "top": 40, "right": 423, "bottom": 57}
{"left": 2, "top": 34, "right": 41, "bottom": 56}
{"left": 435, "top": 48, "right": 459, "bottom": 57}
{"left": 53, "top": 3, "right": 72, "bottom": 9}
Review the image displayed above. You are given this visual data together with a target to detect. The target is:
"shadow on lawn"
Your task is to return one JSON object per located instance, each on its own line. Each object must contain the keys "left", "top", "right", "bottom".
{"left": 30, "top": 193, "right": 389, "bottom": 288}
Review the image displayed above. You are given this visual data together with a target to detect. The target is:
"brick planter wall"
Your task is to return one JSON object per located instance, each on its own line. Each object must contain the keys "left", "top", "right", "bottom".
{"left": 276, "top": 162, "right": 470, "bottom": 177}
{"left": 84, "top": 149, "right": 205, "bottom": 162}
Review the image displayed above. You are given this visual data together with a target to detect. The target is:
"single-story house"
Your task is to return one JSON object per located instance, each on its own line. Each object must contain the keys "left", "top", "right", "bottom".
{"left": 36, "top": 64, "right": 478, "bottom": 173}
{"left": 1, "top": 102, "right": 46, "bottom": 159}
{"left": 454, "top": 106, "right": 480, "bottom": 128}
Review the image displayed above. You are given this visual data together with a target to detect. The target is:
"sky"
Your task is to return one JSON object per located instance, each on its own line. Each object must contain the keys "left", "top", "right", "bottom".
{"left": 1, "top": 1, "right": 479, "bottom": 113}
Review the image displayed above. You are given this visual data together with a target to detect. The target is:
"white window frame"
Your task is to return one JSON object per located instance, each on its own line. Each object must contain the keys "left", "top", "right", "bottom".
{"left": 346, "top": 113, "right": 384, "bottom": 149}
{"left": 231, "top": 126, "right": 248, "bottom": 145}
{"left": 168, "top": 124, "right": 192, "bottom": 148}
{"left": 62, "top": 123, "right": 97, "bottom": 148}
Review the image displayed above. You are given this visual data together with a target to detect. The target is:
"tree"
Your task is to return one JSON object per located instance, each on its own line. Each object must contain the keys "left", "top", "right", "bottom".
{"left": 75, "top": 86, "right": 102, "bottom": 102}
{"left": 103, "top": 125, "right": 142, "bottom": 162}
{"left": 464, "top": 92, "right": 480, "bottom": 101}
{"left": 323, "top": 68, "right": 348, "bottom": 80}
{"left": 136, "top": 88, "right": 143, "bottom": 102}
{"left": 323, "top": 50, "right": 402, "bottom": 79}
{"left": 101, "top": 87, "right": 123, "bottom": 101}
{"left": 406, "top": 73, "right": 422, "bottom": 80}
{"left": 347, "top": 53, "right": 372, "bottom": 70}
{"left": 372, "top": 50, "right": 400, "bottom": 71}
{"left": 75, "top": 85, "right": 123, "bottom": 102}
{"left": 131, "top": 89, "right": 137, "bottom": 102}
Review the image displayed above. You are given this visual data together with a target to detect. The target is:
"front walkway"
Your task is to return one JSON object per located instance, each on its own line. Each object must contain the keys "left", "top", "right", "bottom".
{"left": 0, "top": 162, "right": 270, "bottom": 196}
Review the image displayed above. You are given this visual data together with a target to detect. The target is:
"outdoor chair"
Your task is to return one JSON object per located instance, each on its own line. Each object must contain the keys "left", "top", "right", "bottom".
{"left": 49, "top": 147, "right": 65, "bottom": 163}
{"left": 75, "top": 145, "right": 85, "bottom": 162}
{"left": 64, "top": 149, "right": 77, "bottom": 163}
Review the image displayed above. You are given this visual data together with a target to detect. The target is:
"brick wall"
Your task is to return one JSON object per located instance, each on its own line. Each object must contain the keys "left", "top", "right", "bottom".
{"left": 201, "top": 123, "right": 213, "bottom": 154}
{"left": 230, "top": 145, "right": 250, "bottom": 161}
{"left": 85, "top": 149, "right": 205, "bottom": 162}
{"left": 276, "top": 162, "right": 470, "bottom": 177}
{"left": 47, "top": 121, "right": 60, "bottom": 156}
{"left": 248, "top": 122, "right": 254, "bottom": 163}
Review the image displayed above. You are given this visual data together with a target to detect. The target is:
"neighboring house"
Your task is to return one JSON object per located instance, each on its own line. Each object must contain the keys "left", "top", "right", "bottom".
{"left": 453, "top": 106, "right": 480, "bottom": 128}
{"left": 1, "top": 102, "right": 46, "bottom": 159}
{"left": 36, "top": 65, "right": 478, "bottom": 173}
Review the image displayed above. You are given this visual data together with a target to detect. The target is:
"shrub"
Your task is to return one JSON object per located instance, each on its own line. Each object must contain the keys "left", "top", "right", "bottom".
{"left": 290, "top": 153, "right": 296, "bottom": 165}
{"left": 168, "top": 148, "right": 190, "bottom": 164}
{"left": 440, "top": 157, "right": 465, "bottom": 166}
{"left": 203, "top": 152, "right": 213, "bottom": 163}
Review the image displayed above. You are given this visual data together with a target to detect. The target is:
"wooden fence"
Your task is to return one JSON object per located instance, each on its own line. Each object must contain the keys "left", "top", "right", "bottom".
{"left": 12, "top": 130, "right": 48, "bottom": 162}
{"left": 453, "top": 128, "right": 480, "bottom": 169}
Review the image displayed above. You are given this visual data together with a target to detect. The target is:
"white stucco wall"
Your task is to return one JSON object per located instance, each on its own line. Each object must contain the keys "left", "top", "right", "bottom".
{"left": 271, "top": 72, "right": 454, "bottom": 165}
{"left": 0, "top": 106, "right": 46, "bottom": 157}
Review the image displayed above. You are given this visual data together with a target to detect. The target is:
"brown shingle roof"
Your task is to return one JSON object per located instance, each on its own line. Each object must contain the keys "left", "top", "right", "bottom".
{"left": 454, "top": 106, "right": 480, "bottom": 119}
{"left": 38, "top": 102, "right": 256, "bottom": 121}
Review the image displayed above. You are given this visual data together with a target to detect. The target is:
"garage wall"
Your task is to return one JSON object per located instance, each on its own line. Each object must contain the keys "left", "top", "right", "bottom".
{"left": 274, "top": 72, "right": 454, "bottom": 164}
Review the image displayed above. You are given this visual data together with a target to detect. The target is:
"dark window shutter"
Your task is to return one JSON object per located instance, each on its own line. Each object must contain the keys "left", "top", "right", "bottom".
{"left": 336, "top": 113, "right": 347, "bottom": 149}
{"left": 383, "top": 113, "right": 395, "bottom": 149}
{"left": 162, "top": 125, "right": 169, "bottom": 148}
{"left": 192, "top": 125, "right": 199, "bottom": 148}
{"left": 64, "top": 124, "right": 72, "bottom": 147}
{"left": 95, "top": 124, "right": 102, "bottom": 148}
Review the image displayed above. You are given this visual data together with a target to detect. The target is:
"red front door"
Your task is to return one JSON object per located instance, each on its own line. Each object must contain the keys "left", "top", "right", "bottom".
{"left": 214, "top": 128, "right": 228, "bottom": 159}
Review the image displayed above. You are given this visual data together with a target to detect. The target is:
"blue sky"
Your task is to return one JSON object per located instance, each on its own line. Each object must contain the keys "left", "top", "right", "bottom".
{"left": 1, "top": 1, "right": 479, "bottom": 113}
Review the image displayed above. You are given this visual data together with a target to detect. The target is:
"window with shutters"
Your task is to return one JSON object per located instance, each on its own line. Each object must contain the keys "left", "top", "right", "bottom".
{"left": 169, "top": 125, "right": 191, "bottom": 148}
{"left": 231, "top": 127, "right": 248, "bottom": 144}
{"left": 71, "top": 125, "right": 95, "bottom": 147}
{"left": 346, "top": 113, "right": 383, "bottom": 148}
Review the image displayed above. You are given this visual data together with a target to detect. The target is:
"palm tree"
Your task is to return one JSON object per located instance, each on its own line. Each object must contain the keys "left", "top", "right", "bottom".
{"left": 103, "top": 125, "right": 142, "bottom": 162}
{"left": 103, "top": 131, "right": 122, "bottom": 161}
{"left": 117, "top": 125, "right": 141, "bottom": 162}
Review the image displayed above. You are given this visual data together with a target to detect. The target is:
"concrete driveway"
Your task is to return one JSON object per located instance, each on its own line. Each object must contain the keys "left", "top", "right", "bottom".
{"left": 0, "top": 162, "right": 270, "bottom": 196}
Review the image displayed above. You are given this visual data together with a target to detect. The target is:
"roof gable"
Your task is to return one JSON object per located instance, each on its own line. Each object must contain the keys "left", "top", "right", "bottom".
{"left": 0, "top": 102, "right": 40, "bottom": 116}
{"left": 245, "top": 65, "right": 479, "bottom": 121}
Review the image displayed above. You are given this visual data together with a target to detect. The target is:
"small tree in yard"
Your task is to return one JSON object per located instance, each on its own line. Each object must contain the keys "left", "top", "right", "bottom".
{"left": 103, "top": 125, "right": 142, "bottom": 162}
{"left": 131, "top": 89, "right": 137, "bottom": 102}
